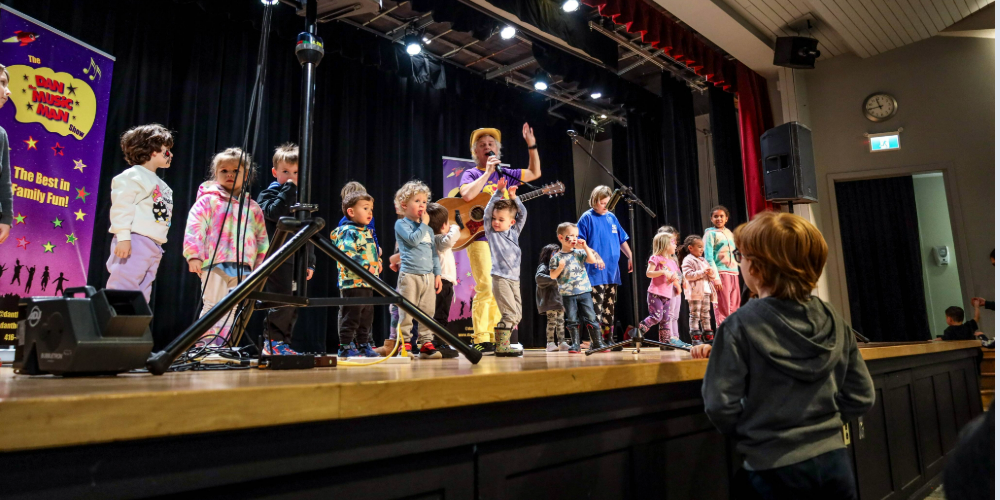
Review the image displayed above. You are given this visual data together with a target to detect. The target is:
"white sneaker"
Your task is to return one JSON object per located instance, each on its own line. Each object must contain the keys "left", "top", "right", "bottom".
{"left": 546, "top": 342, "right": 559, "bottom": 352}
{"left": 558, "top": 342, "right": 571, "bottom": 351}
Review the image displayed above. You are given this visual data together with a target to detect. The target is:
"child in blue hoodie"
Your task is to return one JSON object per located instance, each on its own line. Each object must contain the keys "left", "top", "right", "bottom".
{"left": 693, "top": 212, "right": 875, "bottom": 499}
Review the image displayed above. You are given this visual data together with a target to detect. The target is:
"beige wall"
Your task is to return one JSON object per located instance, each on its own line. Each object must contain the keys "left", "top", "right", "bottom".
{"left": 803, "top": 35, "right": 995, "bottom": 334}
{"left": 913, "top": 173, "right": 965, "bottom": 335}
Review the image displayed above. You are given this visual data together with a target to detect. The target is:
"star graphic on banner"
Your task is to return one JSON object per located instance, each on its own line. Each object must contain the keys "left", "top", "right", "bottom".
{"left": 14, "top": 213, "right": 25, "bottom": 224}
{"left": 75, "top": 186, "right": 90, "bottom": 202}
{"left": 23, "top": 136, "right": 37, "bottom": 150}
{"left": 74, "top": 209, "right": 87, "bottom": 221}
{"left": 65, "top": 233, "right": 78, "bottom": 245}
{"left": 16, "top": 237, "right": 29, "bottom": 249}
{"left": 67, "top": 83, "right": 77, "bottom": 95}
{"left": 51, "top": 217, "right": 63, "bottom": 228}
{"left": 22, "top": 74, "right": 27, "bottom": 81}
{"left": 52, "top": 142, "right": 64, "bottom": 156}
{"left": 43, "top": 241, "right": 55, "bottom": 253}
{"left": 75, "top": 101, "right": 80, "bottom": 106}
{"left": 73, "top": 159, "right": 86, "bottom": 172}
{"left": 25, "top": 102, "right": 32, "bottom": 111}
{"left": 20, "top": 88, "right": 24, "bottom": 93}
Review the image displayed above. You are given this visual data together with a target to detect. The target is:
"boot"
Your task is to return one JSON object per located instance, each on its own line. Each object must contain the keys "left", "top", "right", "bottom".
{"left": 690, "top": 331, "right": 703, "bottom": 346}
{"left": 586, "top": 323, "right": 608, "bottom": 351}
{"left": 610, "top": 322, "right": 624, "bottom": 351}
{"left": 494, "top": 322, "right": 522, "bottom": 357}
{"left": 703, "top": 331, "right": 715, "bottom": 344}
{"left": 567, "top": 326, "right": 581, "bottom": 353}
{"left": 375, "top": 338, "right": 395, "bottom": 356}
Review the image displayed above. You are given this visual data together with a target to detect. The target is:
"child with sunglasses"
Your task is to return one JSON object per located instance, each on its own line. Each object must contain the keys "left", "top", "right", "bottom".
{"left": 106, "top": 124, "right": 176, "bottom": 303}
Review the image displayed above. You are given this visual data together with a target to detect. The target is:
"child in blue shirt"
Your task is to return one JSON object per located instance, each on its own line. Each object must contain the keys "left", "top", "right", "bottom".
{"left": 483, "top": 178, "right": 526, "bottom": 356}
{"left": 549, "top": 222, "right": 603, "bottom": 352}
{"left": 577, "top": 185, "right": 632, "bottom": 346}
{"left": 393, "top": 180, "right": 442, "bottom": 359}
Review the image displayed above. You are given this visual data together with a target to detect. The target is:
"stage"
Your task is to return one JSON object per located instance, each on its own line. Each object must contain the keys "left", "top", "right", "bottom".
{"left": 0, "top": 341, "right": 984, "bottom": 499}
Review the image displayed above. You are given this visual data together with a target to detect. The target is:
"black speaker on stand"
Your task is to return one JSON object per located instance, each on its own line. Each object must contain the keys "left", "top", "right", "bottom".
{"left": 760, "top": 121, "right": 818, "bottom": 211}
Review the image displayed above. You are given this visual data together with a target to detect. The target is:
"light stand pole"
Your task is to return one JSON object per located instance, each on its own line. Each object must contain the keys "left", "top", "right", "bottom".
{"left": 565, "top": 130, "right": 686, "bottom": 354}
{"left": 293, "top": 1, "right": 323, "bottom": 298}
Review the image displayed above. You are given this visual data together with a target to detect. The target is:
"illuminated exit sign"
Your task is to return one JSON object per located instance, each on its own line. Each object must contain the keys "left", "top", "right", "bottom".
{"left": 868, "top": 129, "right": 902, "bottom": 152}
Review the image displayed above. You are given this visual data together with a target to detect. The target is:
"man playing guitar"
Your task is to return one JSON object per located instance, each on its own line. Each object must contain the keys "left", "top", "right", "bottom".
{"left": 459, "top": 123, "right": 541, "bottom": 353}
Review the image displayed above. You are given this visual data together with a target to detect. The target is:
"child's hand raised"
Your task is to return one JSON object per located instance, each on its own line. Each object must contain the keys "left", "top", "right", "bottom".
{"left": 575, "top": 238, "right": 587, "bottom": 249}
{"left": 497, "top": 178, "right": 507, "bottom": 192}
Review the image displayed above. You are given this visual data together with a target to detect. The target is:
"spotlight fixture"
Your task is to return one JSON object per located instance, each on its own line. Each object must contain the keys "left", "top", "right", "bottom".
{"left": 590, "top": 91, "right": 602, "bottom": 99}
{"left": 403, "top": 34, "right": 422, "bottom": 56}
{"left": 500, "top": 26, "right": 516, "bottom": 40}
{"left": 261, "top": 0, "right": 279, "bottom": 4}
{"left": 422, "top": 35, "right": 431, "bottom": 44}
{"left": 562, "top": 0, "right": 580, "bottom": 12}
{"left": 533, "top": 71, "right": 551, "bottom": 91}
{"left": 600, "top": 113, "right": 608, "bottom": 119}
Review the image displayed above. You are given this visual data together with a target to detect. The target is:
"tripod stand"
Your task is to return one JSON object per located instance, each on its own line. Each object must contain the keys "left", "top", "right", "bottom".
{"left": 565, "top": 131, "right": 683, "bottom": 354}
{"left": 146, "top": 0, "right": 481, "bottom": 374}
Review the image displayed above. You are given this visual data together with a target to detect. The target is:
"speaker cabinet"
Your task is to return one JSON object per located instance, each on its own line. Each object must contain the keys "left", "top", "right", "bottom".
{"left": 773, "top": 36, "right": 821, "bottom": 69}
{"left": 760, "top": 122, "right": 817, "bottom": 204}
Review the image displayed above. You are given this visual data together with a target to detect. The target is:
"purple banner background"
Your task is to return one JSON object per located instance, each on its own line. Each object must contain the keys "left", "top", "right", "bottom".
{"left": 0, "top": 7, "right": 113, "bottom": 307}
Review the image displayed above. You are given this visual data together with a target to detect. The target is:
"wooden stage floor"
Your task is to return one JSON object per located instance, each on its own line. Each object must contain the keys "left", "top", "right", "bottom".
{"left": 0, "top": 340, "right": 979, "bottom": 453}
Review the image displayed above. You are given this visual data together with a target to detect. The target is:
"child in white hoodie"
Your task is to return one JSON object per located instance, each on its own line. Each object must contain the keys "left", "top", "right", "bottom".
{"left": 106, "top": 124, "right": 175, "bottom": 303}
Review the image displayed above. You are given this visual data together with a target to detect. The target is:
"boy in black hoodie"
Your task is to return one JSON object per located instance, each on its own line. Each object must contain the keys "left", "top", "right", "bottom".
{"left": 692, "top": 211, "right": 875, "bottom": 499}
{"left": 256, "top": 143, "right": 314, "bottom": 355}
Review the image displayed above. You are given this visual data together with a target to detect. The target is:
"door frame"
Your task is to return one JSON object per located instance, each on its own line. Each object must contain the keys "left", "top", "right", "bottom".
{"left": 825, "top": 162, "right": 974, "bottom": 328}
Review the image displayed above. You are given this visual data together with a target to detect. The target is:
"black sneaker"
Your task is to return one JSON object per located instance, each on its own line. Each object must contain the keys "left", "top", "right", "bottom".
{"left": 473, "top": 342, "right": 496, "bottom": 356}
{"left": 433, "top": 340, "right": 459, "bottom": 358}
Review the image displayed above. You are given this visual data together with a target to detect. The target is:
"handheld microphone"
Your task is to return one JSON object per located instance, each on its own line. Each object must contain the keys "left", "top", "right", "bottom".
{"left": 485, "top": 151, "right": 495, "bottom": 157}
{"left": 567, "top": 129, "right": 578, "bottom": 137}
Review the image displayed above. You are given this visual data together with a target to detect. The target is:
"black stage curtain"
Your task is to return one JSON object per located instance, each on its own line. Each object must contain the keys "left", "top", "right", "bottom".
{"left": 835, "top": 176, "right": 931, "bottom": 341}
{"left": 611, "top": 75, "right": 700, "bottom": 341}
{"left": 708, "top": 86, "right": 747, "bottom": 228}
{"left": 6, "top": 0, "right": 578, "bottom": 351}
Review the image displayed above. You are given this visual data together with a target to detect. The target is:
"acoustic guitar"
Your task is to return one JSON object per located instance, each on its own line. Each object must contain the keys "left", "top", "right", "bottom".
{"left": 436, "top": 181, "right": 566, "bottom": 250}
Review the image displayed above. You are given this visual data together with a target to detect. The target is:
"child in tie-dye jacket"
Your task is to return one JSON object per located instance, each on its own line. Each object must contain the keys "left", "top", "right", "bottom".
{"left": 183, "top": 147, "right": 269, "bottom": 345}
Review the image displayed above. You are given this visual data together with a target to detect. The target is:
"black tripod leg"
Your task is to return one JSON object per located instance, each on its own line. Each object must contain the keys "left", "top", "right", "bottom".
{"left": 309, "top": 234, "right": 482, "bottom": 364}
{"left": 147, "top": 219, "right": 326, "bottom": 375}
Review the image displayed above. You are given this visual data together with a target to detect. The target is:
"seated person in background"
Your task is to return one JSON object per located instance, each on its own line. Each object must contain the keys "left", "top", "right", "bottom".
{"left": 691, "top": 211, "right": 875, "bottom": 499}
{"left": 940, "top": 303, "right": 985, "bottom": 341}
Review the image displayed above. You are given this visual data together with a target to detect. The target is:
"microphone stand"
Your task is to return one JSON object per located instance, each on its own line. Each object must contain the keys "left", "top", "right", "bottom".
{"left": 566, "top": 131, "right": 683, "bottom": 354}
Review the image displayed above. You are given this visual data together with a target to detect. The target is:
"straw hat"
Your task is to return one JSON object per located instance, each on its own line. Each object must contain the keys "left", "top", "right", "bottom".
{"left": 469, "top": 128, "right": 501, "bottom": 150}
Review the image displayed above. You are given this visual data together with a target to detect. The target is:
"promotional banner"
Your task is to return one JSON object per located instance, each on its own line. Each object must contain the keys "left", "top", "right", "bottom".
{"left": 440, "top": 156, "right": 511, "bottom": 340}
{"left": 0, "top": 6, "right": 114, "bottom": 344}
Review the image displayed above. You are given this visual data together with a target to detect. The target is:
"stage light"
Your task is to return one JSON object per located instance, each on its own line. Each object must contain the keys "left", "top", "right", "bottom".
{"left": 261, "top": 0, "right": 279, "bottom": 4}
{"left": 600, "top": 113, "right": 608, "bottom": 119}
{"left": 590, "top": 91, "right": 602, "bottom": 99}
{"left": 562, "top": 0, "right": 580, "bottom": 12}
{"left": 533, "top": 71, "right": 550, "bottom": 91}
{"left": 403, "top": 34, "right": 422, "bottom": 56}
{"left": 422, "top": 35, "right": 431, "bottom": 44}
{"left": 500, "top": 26, "right": 516, "bottom": 40}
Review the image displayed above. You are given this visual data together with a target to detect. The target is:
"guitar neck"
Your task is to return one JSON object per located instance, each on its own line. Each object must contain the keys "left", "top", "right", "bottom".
{"left": 517, "top": 189, "right": 547, "bottom": 202}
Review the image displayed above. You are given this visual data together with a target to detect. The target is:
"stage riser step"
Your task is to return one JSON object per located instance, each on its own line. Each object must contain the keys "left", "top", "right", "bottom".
{"left": 981, "top": 373, "right": 994, "bottom": 390}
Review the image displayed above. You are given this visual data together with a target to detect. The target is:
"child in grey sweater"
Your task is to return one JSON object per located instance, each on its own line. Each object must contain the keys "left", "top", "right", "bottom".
{"left": 693, "top": 211, "right": 875, "bottom": 499}
{"left": 484, "top": 178, "right": 526, "bottom": 357}
{"left": 535, "top": 244, "right": 568, "bottom": 352}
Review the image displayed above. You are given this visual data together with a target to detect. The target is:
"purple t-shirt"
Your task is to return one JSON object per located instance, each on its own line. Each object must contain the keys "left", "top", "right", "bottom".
{"left": 459, "top": 166, "right": 523, "bottom": 242}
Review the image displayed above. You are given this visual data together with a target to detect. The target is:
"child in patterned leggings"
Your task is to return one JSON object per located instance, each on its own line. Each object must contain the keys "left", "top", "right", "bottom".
{"left": 536, "top": 244, "right": 569, "bottom": 351}
{"left": 679, "top": 234, "right": 716, "bottom": 345}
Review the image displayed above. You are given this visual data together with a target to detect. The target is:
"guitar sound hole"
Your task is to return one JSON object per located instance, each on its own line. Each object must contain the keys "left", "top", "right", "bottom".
{"left": 470, "top": 206, "right": 484, "bottom": 221}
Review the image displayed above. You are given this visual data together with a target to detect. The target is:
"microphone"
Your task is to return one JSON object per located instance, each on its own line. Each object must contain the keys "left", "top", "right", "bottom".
{"left": 567, "top": 129, "right": 579, "bottom": 137}
{"left": 607, "top": 188, "right": 623, "bottom": 211}
{"left": 486, "top": 150, "right": 515, "bottom": 180}
{"left": 485, "top": 151, "right": 495, "bottom": 157}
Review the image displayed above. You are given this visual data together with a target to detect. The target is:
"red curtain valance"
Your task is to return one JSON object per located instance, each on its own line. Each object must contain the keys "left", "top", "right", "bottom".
{"left": 581, "top": 0, "right": 737, "bottom": 91}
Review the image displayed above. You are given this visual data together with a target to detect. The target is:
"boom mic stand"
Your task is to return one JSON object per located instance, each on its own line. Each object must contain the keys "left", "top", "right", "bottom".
{"left": 565, "top": 130, "right": 681, "bottom": 354}
{"left": 146, "top": 0, "right": 481, "bottom": 374}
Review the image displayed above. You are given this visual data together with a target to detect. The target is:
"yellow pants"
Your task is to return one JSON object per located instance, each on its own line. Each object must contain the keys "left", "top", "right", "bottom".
{"left": 467, "top": 241, "right": 502, "bottom": 344}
